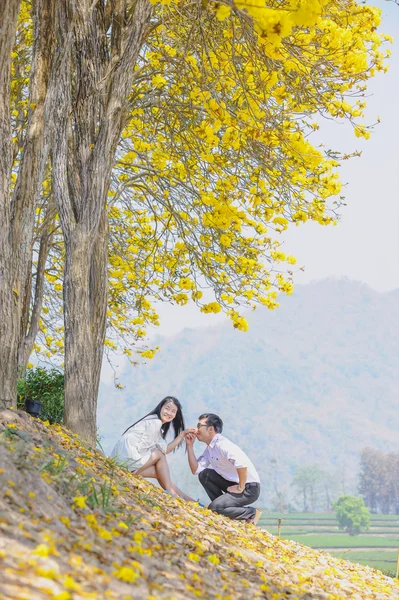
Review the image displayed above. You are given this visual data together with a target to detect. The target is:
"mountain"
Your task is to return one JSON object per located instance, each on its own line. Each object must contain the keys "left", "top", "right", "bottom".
{"left": 98, "top": 279, "right": 399, "bottom": 507}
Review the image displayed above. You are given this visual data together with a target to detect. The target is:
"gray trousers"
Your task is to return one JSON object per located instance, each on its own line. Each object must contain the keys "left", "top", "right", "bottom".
{"left": 198, "top": 468, "right": 260, "bottom": 520}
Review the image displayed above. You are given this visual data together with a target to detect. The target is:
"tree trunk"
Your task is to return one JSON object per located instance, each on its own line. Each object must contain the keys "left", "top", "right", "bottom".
{"left": 63, "top": 211, "right": 108, "bottom": 444}
{"left": 0, "top": 0, "right": 23, "bottom": 410}
{"left": 0, "top": 0, "right": 56, "bottom": 407}
{"left": 18, "top": 207, "right": 56, "bottom": 373}
{"left": 52, "top": 0, "right": 152, "bottom": 443}
{"left": 0, "top": 288, "right": 20, "bottom": 410}
{"left": 63, "top": 229, "right": 96, "bottom": 440}
{"left": 90, "top": 210, "right": 109, "bottom": 403}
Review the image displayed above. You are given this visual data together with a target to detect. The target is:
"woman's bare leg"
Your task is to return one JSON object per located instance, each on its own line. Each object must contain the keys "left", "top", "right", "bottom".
{"left": 134, "top": 451, "right": 178, "bottom": 496}
{"left": 134, "top": 449, "right": 164, "bottom": 476}
{"left": 170, "top": 483, "right": 195, "bottom": 502}
{"left": 154, "top": 455, "right": 178, "bottom": 496}
{"left": 133, "top": 452, "right": 193, "bottom": 500}
{"left": 134, "top": 465, "right": 157, "bottom": 478}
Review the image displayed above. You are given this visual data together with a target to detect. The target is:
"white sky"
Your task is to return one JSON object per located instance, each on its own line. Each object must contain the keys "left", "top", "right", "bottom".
{"left": 146, "top": 2, "right": 399, "bottom": 338}
{"left": 281, "top": 1, "right": 399, "bottom": 294}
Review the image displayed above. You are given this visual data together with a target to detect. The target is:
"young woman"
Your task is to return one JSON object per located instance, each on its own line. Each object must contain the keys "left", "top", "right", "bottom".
{"left": 111, "top": 396, "right": 195, "bottom": 501}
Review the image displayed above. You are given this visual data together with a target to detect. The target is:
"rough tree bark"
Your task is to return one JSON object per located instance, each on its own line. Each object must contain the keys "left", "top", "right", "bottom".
{"left": 62, "top": 212, "right": 109, "bottom": 443}
{"left": 0, "top": 0, "right": 56, "bottom": 408}
{"left": 0, "top": 0, "right": 22, "bottom": 410}
{"left": 18, "top": 201, "right": 56, "bottom": 373}
{"left": 52, "top": 0, "right": 153, "bottom": 443}
{"left": 90, "top": 211, "right": 109, "bottom": 408}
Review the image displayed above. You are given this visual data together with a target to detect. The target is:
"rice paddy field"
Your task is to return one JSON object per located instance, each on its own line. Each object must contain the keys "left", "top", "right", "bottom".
{"left": 259, "top": 512, "right": 399, "bottom": 574}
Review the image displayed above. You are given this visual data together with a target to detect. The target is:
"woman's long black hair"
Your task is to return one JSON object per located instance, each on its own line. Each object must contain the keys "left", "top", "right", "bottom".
{"left": 122, "top": 396, "right": 185, "bottom": 441}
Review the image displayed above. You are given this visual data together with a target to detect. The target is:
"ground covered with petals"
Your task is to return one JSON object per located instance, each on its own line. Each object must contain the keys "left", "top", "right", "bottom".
{"left": 0, "top": 410, "right": 398, "bottom": 600}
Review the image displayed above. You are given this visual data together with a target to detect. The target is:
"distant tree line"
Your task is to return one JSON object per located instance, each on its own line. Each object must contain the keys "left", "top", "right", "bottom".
{"left": 268, "top": 461, "right": 348, "bottom": 513}
{"left": 359, "top": 448, "right": 399, "bottom": 514}
{"left": 271, "top": 447, "right": 399, "bottom": 514}
{"left": 291, "top": 465, "right": 333, "bottom": 512}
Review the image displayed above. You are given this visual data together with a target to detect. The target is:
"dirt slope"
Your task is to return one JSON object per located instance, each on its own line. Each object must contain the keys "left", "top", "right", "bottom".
{"left": 0, "top": 410, "right": 398, "bottom": 600}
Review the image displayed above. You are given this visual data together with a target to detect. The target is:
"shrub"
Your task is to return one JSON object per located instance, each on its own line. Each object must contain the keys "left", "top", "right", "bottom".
{"left": 18, "top": 367, "right": 64, "bottom": 424}
{"left": 334, "top": 495, "right": 370, "bottom": 535}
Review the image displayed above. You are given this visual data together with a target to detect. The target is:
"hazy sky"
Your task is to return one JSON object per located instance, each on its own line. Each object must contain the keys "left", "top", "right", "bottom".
{"left": 146, "top": 2, "right": 399, "bottom": 338}
{"left": 281, "top": 1, "right": 399, "bottom": 293}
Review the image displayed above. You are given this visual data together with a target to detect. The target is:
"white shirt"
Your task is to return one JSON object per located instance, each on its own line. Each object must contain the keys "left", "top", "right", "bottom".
{"left": 110, "top": 415, "right": 167, "bottom": 471}
{"left": 195, "top": 434, "right": 260, "bottom": 484}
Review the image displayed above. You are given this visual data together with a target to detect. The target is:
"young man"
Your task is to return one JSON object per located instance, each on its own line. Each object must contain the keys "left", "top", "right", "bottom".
{"left": 186, "top": 413, "right": 262, "bottom": 525}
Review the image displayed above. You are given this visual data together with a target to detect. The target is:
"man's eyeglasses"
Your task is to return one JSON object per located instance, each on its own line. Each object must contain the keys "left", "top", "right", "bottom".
{"left": 196, "top": 423, "right": 209, "bottom": 429}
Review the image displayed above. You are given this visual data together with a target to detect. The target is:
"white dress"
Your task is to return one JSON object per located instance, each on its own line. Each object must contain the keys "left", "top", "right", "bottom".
{"left": 110, "top": 415, "right": 168, "bottom": 471}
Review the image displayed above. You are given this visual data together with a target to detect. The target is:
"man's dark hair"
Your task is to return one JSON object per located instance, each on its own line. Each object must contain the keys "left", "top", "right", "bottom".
{"left": 199, "top": 413, "right": 223, "bottom": 433}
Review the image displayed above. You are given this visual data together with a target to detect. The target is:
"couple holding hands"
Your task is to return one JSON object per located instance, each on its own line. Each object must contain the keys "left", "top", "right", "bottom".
{"left": 111, "top": 396, "right": 262, "bottom": 525}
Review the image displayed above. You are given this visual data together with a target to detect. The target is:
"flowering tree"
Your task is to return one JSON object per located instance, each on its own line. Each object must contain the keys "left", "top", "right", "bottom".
{"left": 0, "top": 0, "right": 389, "bottom": 442}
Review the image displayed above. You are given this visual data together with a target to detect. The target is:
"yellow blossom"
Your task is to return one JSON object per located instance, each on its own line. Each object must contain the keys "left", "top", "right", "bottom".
{"left": 98, "top": 528, "right": 113, "bottom": 541}
{"left": 188, "top": 552, "right": 201, "bottom": 562}
{"left": 113, "top": 565, "right": 140, "bottom": 583}
{"left": 33, "top": 543, "right": 51, "bottom": 557}
{"left": 73, "top": 495, "right": 87, "bottom": 509}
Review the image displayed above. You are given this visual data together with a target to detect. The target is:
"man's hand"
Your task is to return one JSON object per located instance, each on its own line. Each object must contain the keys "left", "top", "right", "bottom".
{"left": 185, "top": 431, "right": 199, "bottom": 474}
{"left": 227, "top": 484, "right": 244, "bottom": 494}
{"left": 167, "top": 428, "right": 197, "bottom": 454}
{"left": 185, "top": 432, "right": 197, "bottom": 446}
{"left": 180, "top": 428, "right": 197, "bottom": 440}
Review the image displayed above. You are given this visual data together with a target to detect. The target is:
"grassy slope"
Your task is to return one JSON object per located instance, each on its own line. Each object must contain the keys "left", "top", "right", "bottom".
{"left": 1, "top": 410, "right": 399, "bottom": 600}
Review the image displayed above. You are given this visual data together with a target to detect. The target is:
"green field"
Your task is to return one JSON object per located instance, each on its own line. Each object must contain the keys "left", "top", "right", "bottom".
{"left": 259, "top": 512, "right": 399, "bottom": 573}
{"left": 286, "top": 534, "right": 399, "bottom": 548}
{"left": 328, "top": 551, "right": 399, "bottom": 573}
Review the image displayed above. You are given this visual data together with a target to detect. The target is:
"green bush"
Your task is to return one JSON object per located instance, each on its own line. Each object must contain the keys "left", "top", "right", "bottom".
{"left": 18, "top": 367, "right": 64, "bottom": 424}
{"left": 334, "top": 495, "right": 370, "bottom": 535}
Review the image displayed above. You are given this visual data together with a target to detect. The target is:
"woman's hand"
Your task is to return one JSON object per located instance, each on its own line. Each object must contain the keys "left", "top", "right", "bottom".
{"left": 180, "top": 428, "right": 197, "bottom": 440}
